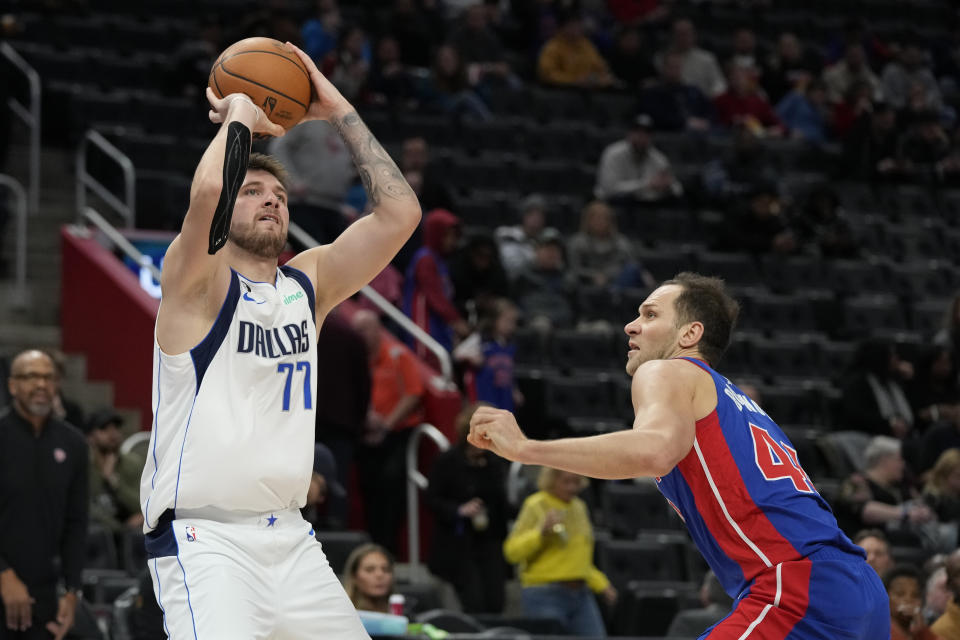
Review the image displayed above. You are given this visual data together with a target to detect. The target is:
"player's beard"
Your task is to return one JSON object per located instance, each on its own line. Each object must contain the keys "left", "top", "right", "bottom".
{"left": 229, "top": 219, "right": 286, "bottom": 259}
{"left": 626, "top": 336, "right": 674, "bottom": 375}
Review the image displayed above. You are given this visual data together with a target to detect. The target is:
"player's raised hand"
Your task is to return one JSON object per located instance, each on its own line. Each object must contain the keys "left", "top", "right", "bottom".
{"left": 205, "top": 88, "right": 285, "bottom": 138}
{"left": 468, "top": 407, "right": 528, "bottom": 462}
{"left": 284, "top": 42, "right": 353, "bottom": 122}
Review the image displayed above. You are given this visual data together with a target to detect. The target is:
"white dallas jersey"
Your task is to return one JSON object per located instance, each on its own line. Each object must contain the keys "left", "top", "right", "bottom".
{"left": 140, "top": 266, "right": 317, "bottom": 532}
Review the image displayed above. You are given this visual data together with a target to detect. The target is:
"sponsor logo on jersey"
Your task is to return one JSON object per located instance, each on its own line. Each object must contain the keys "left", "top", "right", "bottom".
{"left": 283, "top": 291, "right": 304, "bottom": 305}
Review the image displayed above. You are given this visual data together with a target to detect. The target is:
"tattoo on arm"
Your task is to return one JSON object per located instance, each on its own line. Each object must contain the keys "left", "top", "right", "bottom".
{"left": 331, "top": 111, "right": 416, "bottom": 206}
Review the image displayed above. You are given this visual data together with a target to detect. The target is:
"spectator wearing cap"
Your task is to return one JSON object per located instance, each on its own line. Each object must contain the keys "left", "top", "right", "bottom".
{"left": 301, "top": 443, "right": 346, "bottom": 531}
{"left": 636, "top": 50, "right": 714, "bottom": 132}
{"left": 86, "top": 408, "right": 144, "bottom": 536}
{"left": 494, "top": 194, "right": 557, "bottom": 280}
{"left": 537, "top": 12, "right": 615, "bottom": 89}
{"left": 656, "top": 18, "right": 727, "bottom": 97}
{"left": 713, "top": 64, "right": 785, "bottom": 136}
{"left": 352, "top": 310, "right": 426, "bottom": 552}
{"left": 512, "top": 230, "right": 575, "bottom": 330}
{"left": 594, "top": 114, "right": 683, "bottom": 202}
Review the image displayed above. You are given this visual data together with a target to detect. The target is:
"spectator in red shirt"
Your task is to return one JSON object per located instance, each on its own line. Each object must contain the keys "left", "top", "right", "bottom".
{"left": 352, "top": 310, "right": 426, "bottom": 552}
{"left": 714, "top": 64, "right": 785, "bottom": 136}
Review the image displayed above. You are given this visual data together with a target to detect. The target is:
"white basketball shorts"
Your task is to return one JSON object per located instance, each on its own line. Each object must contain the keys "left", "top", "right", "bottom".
{"left": 145, "top": 506, "right": 369, "bottom": 639}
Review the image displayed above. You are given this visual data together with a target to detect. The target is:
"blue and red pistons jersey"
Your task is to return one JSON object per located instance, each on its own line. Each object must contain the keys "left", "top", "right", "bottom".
{"left": 655, "top": 358, "right": 864, "bottom": 599}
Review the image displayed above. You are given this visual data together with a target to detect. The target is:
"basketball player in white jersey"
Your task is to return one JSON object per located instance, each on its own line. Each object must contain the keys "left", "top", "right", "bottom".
{"left": 139, "top": 43, "right": 420, "bottom": 639}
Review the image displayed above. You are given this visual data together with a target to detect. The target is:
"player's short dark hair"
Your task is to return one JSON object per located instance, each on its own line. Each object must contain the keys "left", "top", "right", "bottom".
{"left": 662, "top": 272, "right": 739, "bottom": 366}
{"left": 882, "top": 564, "right": 922, "bottom": 591}
{"left": 248, "top": 152, "right": 289, "bottom": 190}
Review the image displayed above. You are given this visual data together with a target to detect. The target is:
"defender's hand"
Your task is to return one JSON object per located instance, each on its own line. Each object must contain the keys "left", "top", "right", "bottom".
{"left": 468, "top": 407, "right": 528, "bottom": 462}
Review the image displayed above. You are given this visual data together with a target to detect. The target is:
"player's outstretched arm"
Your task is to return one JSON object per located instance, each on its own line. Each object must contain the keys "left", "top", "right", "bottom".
{"left": 161, "top": 90, "right": 284, "bottom": 300}
{"left": 468, "top": 360, "right": 697, "bottom": 479}
{"left": 284, "top": 43, "right": 421, "bottom": 317}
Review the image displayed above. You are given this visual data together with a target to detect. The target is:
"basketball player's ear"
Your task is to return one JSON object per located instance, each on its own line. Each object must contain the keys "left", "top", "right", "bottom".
{"left": 678, "top": 321, "right": 704, "bottom": 349}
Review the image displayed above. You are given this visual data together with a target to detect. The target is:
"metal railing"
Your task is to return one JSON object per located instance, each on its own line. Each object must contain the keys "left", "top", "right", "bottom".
{"left": 1, "top": 43, "right": 40, "bottom": 218}
{"left": 405, "top": 423, "right": 450, "bottom": 580}
{"left": 287, "top": 221, "right": 455, "bottom": 385}
{"left": 76, "top": 206, "right": 162, "bottom": 283}
{"left": 76, "top": 130, "right": 136, "bottom": 228}
{"left": 0, "top": 175, "right": 28, "bottom": 307}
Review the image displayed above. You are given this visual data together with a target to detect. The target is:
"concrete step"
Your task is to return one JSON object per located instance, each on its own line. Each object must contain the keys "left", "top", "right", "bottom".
{"left": 0, "top": 323, "right": 61, "bottom": 351}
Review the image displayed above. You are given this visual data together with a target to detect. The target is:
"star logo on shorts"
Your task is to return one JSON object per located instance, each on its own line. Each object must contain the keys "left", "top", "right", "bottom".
{"left": 267, "top": 514, "right": 277, "bottom": 527}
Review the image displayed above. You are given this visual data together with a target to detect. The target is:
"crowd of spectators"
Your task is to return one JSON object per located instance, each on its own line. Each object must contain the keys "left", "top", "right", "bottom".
{"left": 9, "top": 0, "right": 960, "bottom": 637}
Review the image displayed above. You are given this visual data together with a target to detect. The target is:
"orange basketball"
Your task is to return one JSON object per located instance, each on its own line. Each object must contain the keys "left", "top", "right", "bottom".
{"left": 208, "top": 37, "right": 311, "bottom": 129}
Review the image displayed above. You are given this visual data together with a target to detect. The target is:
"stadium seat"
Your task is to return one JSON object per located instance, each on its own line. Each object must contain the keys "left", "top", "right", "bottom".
{"left": 530, "top": 87, "right": 589, "bottom": 123}
{"left": 601, "top": 481, "right": 683, "bottom": 536}
{"left": 757, "top": 385, "right": 825, "bottom": 426}
{"left": 824, "top": 259, "right": 890, "bottom": 295}
{"left": 121, "top": 528, "right": 146, "bottom": 576}
{"left": 550, "top": 329, "right": 618, "bottom": 372}
{"left": 695, "top": 253, "right": 761, "bottom": 287}
{"left": 596, "top": 537, "right": 687, "bottom": 589}
{"left": 759, "top": 255, "right": 825, "bottom": 294}
{"left": 514, "top": 327, "right": 548, "bottom": 367}
{"left": 86, "top": 523, "right": 119, "bottom": 570}
{"left": 544, "top": 374, "right": 618, "bottom": 422}
{"left": 912, "top": 298, "right": 951, "bottom": 337}
{"left": 315, "top": 530, "right": 371, "bottom": 576}
{"left": 741, "top": 293, "right": 818, "bottom": 334}
{"left": 460, "top": 118, "right": 525, "bottom": 156}
{"left": 842, "top": 295, "right": 909, "bottom": 335}
{"left": 416, "top": 609, "right": 485, "bottom": 633}
{"left": 749, "top": 336, "right": 821, "bottom": 380}
{"left": 819, "top": 431, "right": 871, "bottom": 475}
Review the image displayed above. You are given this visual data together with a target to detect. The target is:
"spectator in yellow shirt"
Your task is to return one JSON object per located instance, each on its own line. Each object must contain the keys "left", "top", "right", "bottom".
{"left": 504, "top": 467, "right": 617, "bottom": 636}
{"left": 537, "top": 13, "right": 615, "bottom": 89}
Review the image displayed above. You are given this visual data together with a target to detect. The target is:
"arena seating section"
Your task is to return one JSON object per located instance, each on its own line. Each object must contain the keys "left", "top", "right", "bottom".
{"left": 6, "top": 0, "right": 959, "bottom": 636}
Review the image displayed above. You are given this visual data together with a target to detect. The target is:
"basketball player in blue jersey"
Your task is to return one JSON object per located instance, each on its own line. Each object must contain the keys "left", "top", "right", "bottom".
{"left": 139, "top": 43, "right": 420, "bottom": 639}
{"left": 470, "top": 272, "right": 889, "bottom": 639}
